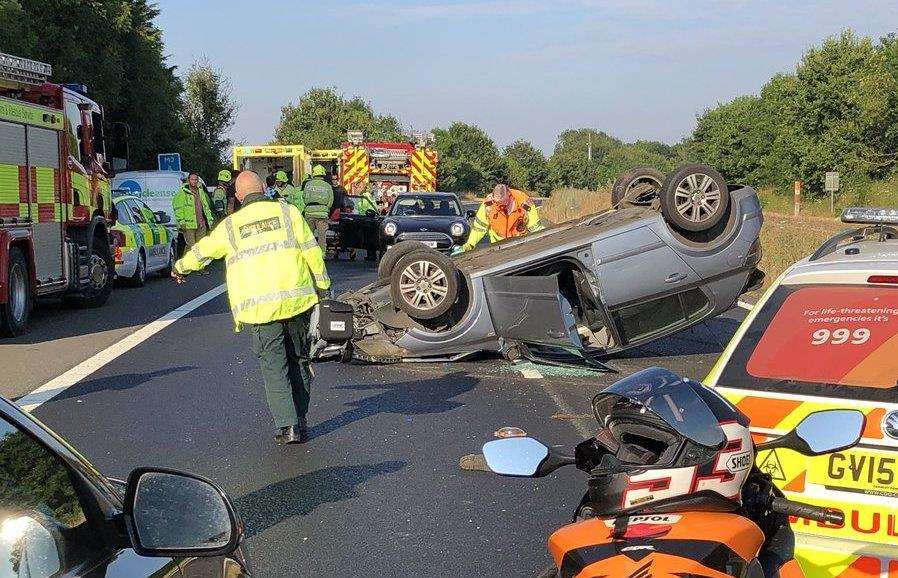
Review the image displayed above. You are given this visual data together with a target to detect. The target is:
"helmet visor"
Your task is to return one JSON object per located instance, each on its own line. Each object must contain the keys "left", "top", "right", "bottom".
{"left": 592, "top": 367, "right": 726, "bottom": 449}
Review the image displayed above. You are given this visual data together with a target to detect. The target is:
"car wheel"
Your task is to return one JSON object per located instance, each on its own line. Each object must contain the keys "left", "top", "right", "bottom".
{"left": 660, "top": 164, "right": 730, "bottom": 232}
{"left": 612, "top": 166, "right": 665, "bottom": 208}
{"left": 69, "top": 237, "right": 114, "bottom": 309}
{"left": 128, "top": 251, "right": 147, "bottom": 287}
{"left": 0, "top": 247, "right": 30, "bottom": 336}
{"left": 390, "top": 251, "right": 459, "bottom": 320}
{"left": 378, "top": 240, "right": 436, "bottom": 280}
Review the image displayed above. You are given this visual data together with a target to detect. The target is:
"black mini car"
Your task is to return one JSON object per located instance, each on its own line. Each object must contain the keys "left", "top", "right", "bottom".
{"left": 379, "top": 192, "right": 472, "bottom": 253}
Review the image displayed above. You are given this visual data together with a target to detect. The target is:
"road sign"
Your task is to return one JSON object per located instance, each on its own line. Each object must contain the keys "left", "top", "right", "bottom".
{"left": 825, "top": 171, "right": 839, "bottom": 192}
{"left": 157, "top": 153, "right": 182, "bottom": 172}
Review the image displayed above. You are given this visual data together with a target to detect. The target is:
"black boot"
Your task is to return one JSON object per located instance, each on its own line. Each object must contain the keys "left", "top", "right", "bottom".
{"left": 297, "top": 416, "right": 309, "bottom": 443}
{"left": 275, "top": 425, "right": 302, "bottom": 445}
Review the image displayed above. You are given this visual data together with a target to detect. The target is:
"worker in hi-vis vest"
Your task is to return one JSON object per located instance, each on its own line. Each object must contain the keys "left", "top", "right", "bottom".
{"left": 459, "top": 184, "right": 543, "bottom": 252}
{"left": 172, "top": 171, "right": 331, "bottom": 445}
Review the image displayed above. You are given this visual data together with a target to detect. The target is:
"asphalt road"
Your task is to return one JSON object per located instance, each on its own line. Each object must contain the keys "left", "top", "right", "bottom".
{"left": 1, "top": 258, "right": 746, "bottom": 577}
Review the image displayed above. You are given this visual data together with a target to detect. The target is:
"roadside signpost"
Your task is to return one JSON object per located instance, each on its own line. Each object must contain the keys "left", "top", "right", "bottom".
{"left": 793, "top": 181, "right": 801, "bottom": 216}
{"left": 825, "top": 171, "right": 839, "bottom": 215}
{"left": 157, "top": 153, "right": 182, "bottom": 172}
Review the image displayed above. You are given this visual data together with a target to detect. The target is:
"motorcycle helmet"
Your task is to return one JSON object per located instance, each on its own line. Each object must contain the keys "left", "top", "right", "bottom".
{"left": 588, "top": 367, "right": 752, "bottom": 516}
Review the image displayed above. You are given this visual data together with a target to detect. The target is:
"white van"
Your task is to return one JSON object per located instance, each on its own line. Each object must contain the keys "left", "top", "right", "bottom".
{"left": 111, "top": 170, "right": 208, "bottom": 227}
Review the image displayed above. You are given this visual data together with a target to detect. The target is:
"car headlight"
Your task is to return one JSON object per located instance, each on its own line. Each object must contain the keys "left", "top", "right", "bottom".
{"left": 383, "top": 222, "right": 398, "bottom": 236}
{"left": 450, "top": 222, "right": 466, "bottom": 237}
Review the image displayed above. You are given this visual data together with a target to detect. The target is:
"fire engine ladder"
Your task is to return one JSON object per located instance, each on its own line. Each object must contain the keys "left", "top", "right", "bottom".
{"left": 0, "top": 52, "right": 52, "bottom": 88}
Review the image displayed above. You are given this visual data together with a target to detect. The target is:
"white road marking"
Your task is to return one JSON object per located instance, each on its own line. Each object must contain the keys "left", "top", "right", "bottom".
{"left": 17, "top": 284, "right": 227, "bottom": 412}
{"left": 737, "top": 300, "right": 754, "bottom": 311}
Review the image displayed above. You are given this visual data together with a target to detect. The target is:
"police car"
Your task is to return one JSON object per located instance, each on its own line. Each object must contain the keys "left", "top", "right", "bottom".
{"left": 112, "top": 195, "right": 177, "bottom": 286}
{"left": 705, "top": 207, "right": 898, "bottom": 577}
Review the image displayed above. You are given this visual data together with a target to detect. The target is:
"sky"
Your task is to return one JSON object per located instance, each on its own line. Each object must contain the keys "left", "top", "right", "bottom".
{"left": 157, "top": 0, "right": 898, "bottom": 154}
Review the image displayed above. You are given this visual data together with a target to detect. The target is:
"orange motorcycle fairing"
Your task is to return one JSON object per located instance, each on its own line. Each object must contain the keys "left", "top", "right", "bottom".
{"left": 548, "top": 511, "right": 766, "bottom": 578}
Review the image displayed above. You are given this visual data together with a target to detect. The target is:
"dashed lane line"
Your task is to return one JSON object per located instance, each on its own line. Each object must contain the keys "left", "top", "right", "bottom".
{"left": 17, "top": 284, "right": 227, "bottom": 412}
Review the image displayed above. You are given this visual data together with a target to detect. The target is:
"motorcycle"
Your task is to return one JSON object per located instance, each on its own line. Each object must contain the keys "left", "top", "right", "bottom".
{"left": 481, "top": 367, "right": 865, "bottom": 578}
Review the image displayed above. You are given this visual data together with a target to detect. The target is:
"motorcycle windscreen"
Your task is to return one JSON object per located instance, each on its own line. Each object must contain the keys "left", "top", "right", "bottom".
{"left": 482, "top": 274, "right": 584, "bottom": 350}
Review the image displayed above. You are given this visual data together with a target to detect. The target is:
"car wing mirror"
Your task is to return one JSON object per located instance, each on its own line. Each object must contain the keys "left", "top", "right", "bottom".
{"left": 482, "top": 437, "right": 574, "bottom": 477}
{"left": 756, "top": 409, "right": 865, "bottom": 456}
{"left": 123, "top": 467, "right": 241, "bottom": 557}
{"left": 154, "top": 211, "right": 171, "bottom": 224}
{"left": 465, "top": 209, "right": 476, "bottom": 219}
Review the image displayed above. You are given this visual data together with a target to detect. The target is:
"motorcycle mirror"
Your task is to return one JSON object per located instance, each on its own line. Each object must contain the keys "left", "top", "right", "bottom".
{"left": 756, "top": 409, "right": 866, "bottom": 456}
{"left": 482, "top": 437, "right": 548, "bottom": 477}
{"left": 482, "top": 437, "right": 575, "bottom": 477}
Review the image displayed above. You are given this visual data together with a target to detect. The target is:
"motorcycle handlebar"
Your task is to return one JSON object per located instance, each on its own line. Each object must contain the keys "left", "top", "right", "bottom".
{"left": 770, "top": 497, "right": 844, "bottom": 525}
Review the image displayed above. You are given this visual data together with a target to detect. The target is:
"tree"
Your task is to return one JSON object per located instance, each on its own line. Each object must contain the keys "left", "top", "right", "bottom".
{"left": 688, "top": 30, "right": 898, "bottom": 195}
{"left": 274, "top": 88, "right": 402, "bottom": 149}
{"left": 432, "top": 122, "right": 506, "bottom": 193}
{"left": 1, "top": 0, "right": 187, "bottom": 169}
{"left": 180, "top": 60, "right": 238, "bottom": 180}
{"left": 547, "top": 129, "right": 621, "bottom": 190}
{"left": 504, "top": 139, "right": 549, "bottom": 195}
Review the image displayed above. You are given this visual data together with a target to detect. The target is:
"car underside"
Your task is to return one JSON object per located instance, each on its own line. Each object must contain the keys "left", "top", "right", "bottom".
{"left": 317, "top": 165, "right": 764, "bottom": 369}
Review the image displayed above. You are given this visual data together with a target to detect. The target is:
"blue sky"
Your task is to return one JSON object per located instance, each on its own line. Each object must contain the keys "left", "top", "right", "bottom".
{"left": 157, "top": 0, "right": 898, "bottom": 153}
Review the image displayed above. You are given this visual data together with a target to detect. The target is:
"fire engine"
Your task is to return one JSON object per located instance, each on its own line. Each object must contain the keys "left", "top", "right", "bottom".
{"left": 0, "top": 52, "right": 119, "bottom": 336}
{"left": 312, "top": 131, "right": 438, "bottom": 196}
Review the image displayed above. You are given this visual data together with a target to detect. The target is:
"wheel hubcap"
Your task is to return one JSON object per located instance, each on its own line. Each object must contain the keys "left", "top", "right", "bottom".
{"left": 89, "top": 254, "right": 108, "bottom": 290}
{"left": 398, "top": 260, "right": 448, "bottom": 311}
{"left": 673, "top": 173, "right": 721, "bottom": 223}
{"left": 9, "top": 264, "right": 26, "bottom": 322}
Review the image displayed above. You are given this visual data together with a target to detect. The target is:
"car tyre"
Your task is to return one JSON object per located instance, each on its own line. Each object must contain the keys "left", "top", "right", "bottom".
{"left": 0, "top": 247, "right": 30, "bottom": 336}
{"left": 612, "top": 166, "right": 665, "bottom": 208}
{"left": 128, "top": 251, "right": 147, "bottom": 287}
{"left": 660, "top": 164, "right": 730, "bottom": 232}
{"left": 378, "top": 240, "right": 437, "bottom": 280}
{"left": 390, "top": 250, "right": 459, "bottom": 320}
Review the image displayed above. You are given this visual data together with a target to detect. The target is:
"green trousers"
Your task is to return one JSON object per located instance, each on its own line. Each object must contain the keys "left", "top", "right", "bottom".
{"left": 249, "top": 309, "right": 314, "bottom": 428}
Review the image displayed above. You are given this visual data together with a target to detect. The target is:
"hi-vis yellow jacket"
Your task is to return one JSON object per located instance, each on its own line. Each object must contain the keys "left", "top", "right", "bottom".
{"left": 174, "top": 194, "right": 330, "bottom": 330}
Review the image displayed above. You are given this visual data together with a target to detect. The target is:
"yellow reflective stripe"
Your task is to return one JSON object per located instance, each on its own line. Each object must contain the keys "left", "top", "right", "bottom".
{"left": 231, "top": 286, "right": 317, "bottom": 315}
{"left": 300, "top": 238, "right": 318, "bottom": 251}
{"left": 314, "top": 271, "right": 330, "bottom": 286}
{"left": 225, "top": 240, "right": 299, "bottom": 266}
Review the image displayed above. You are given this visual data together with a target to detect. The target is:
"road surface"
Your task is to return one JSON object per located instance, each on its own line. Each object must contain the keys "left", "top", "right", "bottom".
{"left": 0, "top": 259, "right": 746, "bottom": 576}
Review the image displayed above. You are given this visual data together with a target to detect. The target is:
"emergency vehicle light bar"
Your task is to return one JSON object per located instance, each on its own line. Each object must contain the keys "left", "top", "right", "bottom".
{"left": 0, "top": 52, "right": 52, "bottom": 86}
{"left": 840, "top": 207, "right": 898, "bottom": 226}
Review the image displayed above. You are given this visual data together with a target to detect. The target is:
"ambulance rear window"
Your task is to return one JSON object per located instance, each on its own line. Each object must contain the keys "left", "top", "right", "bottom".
{"left": 718, "top": 284, "right": 898, "bottom": 401}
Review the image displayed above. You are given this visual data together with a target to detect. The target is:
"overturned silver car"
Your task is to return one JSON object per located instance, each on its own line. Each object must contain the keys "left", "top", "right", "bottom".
{"left": 319, "top": 164, "right": 764, "bottom": 368}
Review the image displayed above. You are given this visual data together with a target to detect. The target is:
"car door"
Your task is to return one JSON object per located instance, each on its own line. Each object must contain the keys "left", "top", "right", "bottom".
{"left": 137, "top": 198, "right": 167, "bottom": 271}
{"left": 482, "top": 273, "right": 585, "bottom": 351}
{"left": 0, "top": 412, "right": 182, "bottom": 577}
{"left": 124, "top": 198, "right": 157, "bottom": 268}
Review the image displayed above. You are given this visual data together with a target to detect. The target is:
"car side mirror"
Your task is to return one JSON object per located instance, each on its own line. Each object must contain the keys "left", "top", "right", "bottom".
{"left": 366, "top": 209, "right": 377, "bottom": 217}
{"left": 756, "top": 409, "right": 865, "bottom": 456}
{"left": 154, "top": 211, "right": 171, "bottom": 224}
{"left": 465, "top": 209, "right": 476, "bottom": 219}
{"left": 123, "top": 468, "right": 241, "bottom": 557}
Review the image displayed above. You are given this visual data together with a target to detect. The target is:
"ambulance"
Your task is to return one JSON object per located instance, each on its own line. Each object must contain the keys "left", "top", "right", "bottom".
{"left": 706, "top": 207, "right": 898, "bottom": 577}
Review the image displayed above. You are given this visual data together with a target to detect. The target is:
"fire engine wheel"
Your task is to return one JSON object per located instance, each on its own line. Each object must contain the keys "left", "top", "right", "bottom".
{"left": 660, "top": 164, "right": 730, "bottom": 232}
{"left": 70, "top": 238, "right": 114, "bottom": 309}
{"left": 128, "top": 251, "right": 147, "bottom": 287}
{"left": 0, "top": 247, "right": 30, "bottom": 337}
{"left": 378, "top": 240, "right": 438, "bottom": 280}
{"left": 391, "top": 251, "right": 459, "bottom": 321}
